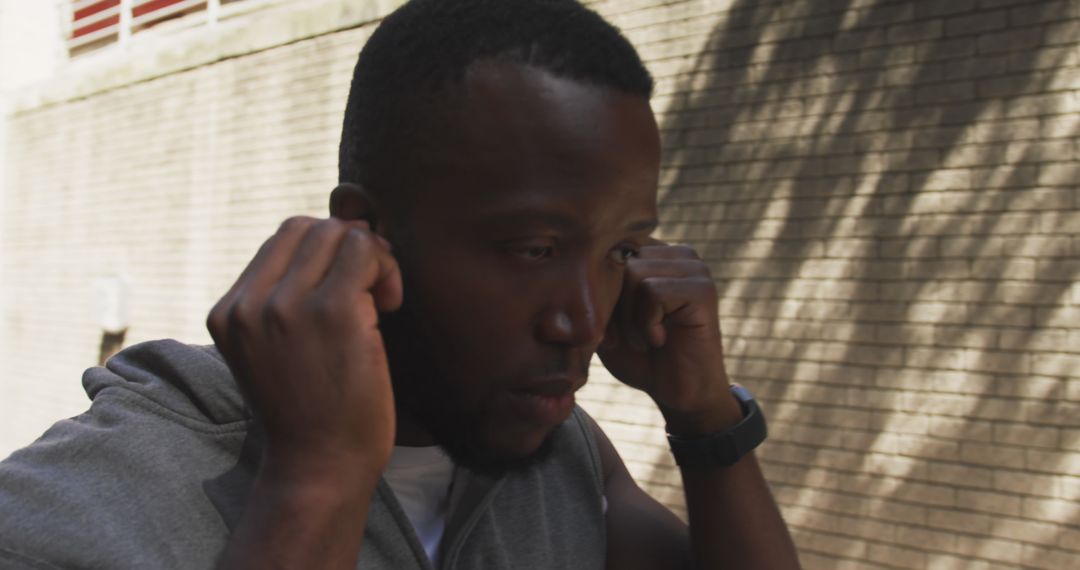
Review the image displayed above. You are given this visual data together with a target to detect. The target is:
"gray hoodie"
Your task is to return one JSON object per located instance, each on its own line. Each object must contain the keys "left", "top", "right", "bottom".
{"left": 0, "top": 340, "right": 606, "bottom": 569}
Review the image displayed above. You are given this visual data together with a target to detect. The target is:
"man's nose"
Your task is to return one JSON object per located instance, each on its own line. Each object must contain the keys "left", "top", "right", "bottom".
{"left": 536, "top": 266, "right": 609, "bottom": 347}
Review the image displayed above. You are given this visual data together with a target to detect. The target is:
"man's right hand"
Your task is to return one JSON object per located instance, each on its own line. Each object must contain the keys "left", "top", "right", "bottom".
{"left": 207, "top": 216, "right": 403, "bottom": 477}
{"left": 208, "top": 216, "right": 403, "bottom": 569}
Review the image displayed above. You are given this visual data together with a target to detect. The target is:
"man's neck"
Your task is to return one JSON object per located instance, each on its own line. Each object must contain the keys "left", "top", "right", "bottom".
{"left": 394, "top": 408, "right": 437, "bottom": 447}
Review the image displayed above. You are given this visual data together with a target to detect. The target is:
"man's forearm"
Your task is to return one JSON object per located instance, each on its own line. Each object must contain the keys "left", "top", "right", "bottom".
{"left": 216, "top": 453, "right": 382, "bottom": 570}
{"left": 665, "top": 400, "right": 801, "bottom": 569}
{"left": 680, "top": 454, "right": 800, "bottom": 569}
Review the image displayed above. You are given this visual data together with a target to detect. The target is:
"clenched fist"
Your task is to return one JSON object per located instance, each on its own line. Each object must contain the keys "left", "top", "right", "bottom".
{"left": 207, "top": 216, "right": 403, "bottom": 473}
{"left": 598, "top": 239, "right": 741, "bottom": 434}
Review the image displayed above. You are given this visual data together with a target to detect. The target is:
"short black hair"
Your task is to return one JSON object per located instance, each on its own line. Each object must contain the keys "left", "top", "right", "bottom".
{"left": 338, "top": 0, "right": 654, "bottom": 195}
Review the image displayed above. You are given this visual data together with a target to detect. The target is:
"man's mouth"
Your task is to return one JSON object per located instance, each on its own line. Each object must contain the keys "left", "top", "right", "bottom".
{"left": 512, "top": 377, "right": 579, "bottom": 397}
{"left": 506, "top": 377, "right": 583, "bottom": 426}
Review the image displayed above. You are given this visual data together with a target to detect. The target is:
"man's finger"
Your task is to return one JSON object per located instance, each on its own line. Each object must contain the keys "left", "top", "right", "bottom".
{"left": 207, "top": 216, "right": 323, "bottom": 353}
{"left": 214, "top": 217, "right": 323, "bottom": 309}
{"left": 637, "top": 241, "right": 700, "bottom": 260}
{"left": 625, "top": 258, "right": 710, "bottom": 279}
{"left": 617, "top": 255, "right": 710, "bottom": 350}
{"left": 317, "top": 228, "right": 403, "bottom": 314}
{"left": 272, "top": 219, "right": 370, "bottom": 304}
{"left": 628, "top": 276, "right": 718, "bottom": 347}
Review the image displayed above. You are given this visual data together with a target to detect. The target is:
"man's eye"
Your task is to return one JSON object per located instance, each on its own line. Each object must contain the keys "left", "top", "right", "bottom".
{"left": 510, "top": 245, "right": 554, "bottom": 260}
{"left": 609, "top": 245, "right": 639, "bottom": 265}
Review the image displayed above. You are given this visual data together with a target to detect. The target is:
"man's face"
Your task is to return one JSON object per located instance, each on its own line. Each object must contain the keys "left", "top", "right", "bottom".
{"left": 380, "top": 60, "right": 660, "bottom": 474}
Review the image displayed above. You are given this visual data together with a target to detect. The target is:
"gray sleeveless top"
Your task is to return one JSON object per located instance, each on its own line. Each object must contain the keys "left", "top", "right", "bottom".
{"left": 0, "top": 340, "right": 607, "bottom": 569}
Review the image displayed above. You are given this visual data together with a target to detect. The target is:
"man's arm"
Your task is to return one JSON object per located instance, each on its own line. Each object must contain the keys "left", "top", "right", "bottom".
{"left": 215, "top": 452, "right": 382, "bottom": 569}
{"left": 596, "top": 240, "right": 800, "bottom": 569}
{"left": 583, "top": 414, "right": 691, "bottom": 570}
{"left": 591, "top": 411, "right": 799, "bottom": 570}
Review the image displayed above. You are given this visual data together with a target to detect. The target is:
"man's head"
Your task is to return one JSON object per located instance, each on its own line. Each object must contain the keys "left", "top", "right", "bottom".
{"left": 332, "top": 0, "right": 659, "bottom": 475}
{"left": 338, "top": 0, "right": 654, "bottom": 209}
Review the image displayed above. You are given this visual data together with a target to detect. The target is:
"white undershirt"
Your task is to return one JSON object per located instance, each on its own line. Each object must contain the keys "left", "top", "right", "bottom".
{"left": 382, "top": 445, "right": 456, "bottom": 565}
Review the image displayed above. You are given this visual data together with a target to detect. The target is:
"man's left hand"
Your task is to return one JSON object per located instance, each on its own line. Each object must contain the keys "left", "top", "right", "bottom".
{"left": 597, "top": 239, "right": 742, "bottom": 434}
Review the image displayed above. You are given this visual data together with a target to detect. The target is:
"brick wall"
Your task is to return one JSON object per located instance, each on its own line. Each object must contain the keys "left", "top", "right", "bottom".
{"left": 579, "top": 0, "right": 1079, "bottom": 568}
{"left": 2, "top": 1, "right": 1077, "bottom": 568}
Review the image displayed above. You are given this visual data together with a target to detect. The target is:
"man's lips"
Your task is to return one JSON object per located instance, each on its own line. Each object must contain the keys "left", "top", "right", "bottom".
{"left": 505, "top": 377, "right": 584, "bottom": 426}
{"left": 510, "top": 377, "right": 583, "bottom": 397}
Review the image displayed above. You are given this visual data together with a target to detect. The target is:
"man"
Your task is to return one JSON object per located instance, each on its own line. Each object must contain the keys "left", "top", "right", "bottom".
{"left": 0, "top": 0, "right": 800, "bottom": 568}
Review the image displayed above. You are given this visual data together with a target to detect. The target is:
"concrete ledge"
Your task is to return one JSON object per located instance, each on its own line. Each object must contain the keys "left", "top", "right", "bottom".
{"left": 10, "top": 0, "right": 405, "bottom": 113}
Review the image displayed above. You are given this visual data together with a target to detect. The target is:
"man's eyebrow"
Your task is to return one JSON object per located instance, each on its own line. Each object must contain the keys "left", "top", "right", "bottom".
{"left": 476, "top": 210, "right": 658, "bottom": 234}
{"left": 479, "top": 210, "right": 577, "bottom": 230}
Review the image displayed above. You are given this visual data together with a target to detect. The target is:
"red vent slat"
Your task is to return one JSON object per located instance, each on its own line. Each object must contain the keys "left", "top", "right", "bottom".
{"left": 73, "top": 15, "right": 120, "bottom": 38}
{"left": 133, "top": 0, "right": 190, "bottom": 19}
{"left": 74, "top": 0, "right": 120, "bottom": 21}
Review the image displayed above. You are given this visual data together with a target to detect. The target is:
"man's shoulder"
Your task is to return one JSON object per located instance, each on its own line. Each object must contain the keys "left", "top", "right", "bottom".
{"left": 86, "top": 338, "right": 250, "bottom": 427}
{"left": 0, "top": 340, "right": 257, "bottom": 569}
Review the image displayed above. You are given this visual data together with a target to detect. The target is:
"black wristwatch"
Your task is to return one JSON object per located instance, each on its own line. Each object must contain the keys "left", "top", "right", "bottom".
{"left": 666, "top": 384, "right": 768, "bottom": 469}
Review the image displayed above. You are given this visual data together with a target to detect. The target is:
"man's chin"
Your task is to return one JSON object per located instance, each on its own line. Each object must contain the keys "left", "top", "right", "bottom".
{"left": 437, "top": 430, "right": 557, "bottom": 478}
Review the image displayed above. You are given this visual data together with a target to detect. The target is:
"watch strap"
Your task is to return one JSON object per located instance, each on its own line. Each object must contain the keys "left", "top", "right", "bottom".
{"left": 666, "top": 384, "right": 768, "bottom": 469}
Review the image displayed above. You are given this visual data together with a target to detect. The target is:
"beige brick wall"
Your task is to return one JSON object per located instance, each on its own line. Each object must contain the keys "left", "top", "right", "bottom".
{"left": 579, "top": 0, "right": 1079, "bottom": 568}
{"left": 2, "top": 1, "right": 1077, "bottom": 568}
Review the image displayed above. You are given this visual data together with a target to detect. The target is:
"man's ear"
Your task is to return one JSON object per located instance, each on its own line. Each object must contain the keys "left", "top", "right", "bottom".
{"left": 330, "top": 182, "right": 382, "bottom": 227}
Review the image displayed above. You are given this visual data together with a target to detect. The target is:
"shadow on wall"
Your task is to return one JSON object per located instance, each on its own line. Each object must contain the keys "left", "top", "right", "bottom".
{"left": 599, "top": 0, "right": 1078, "bottom": 566}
